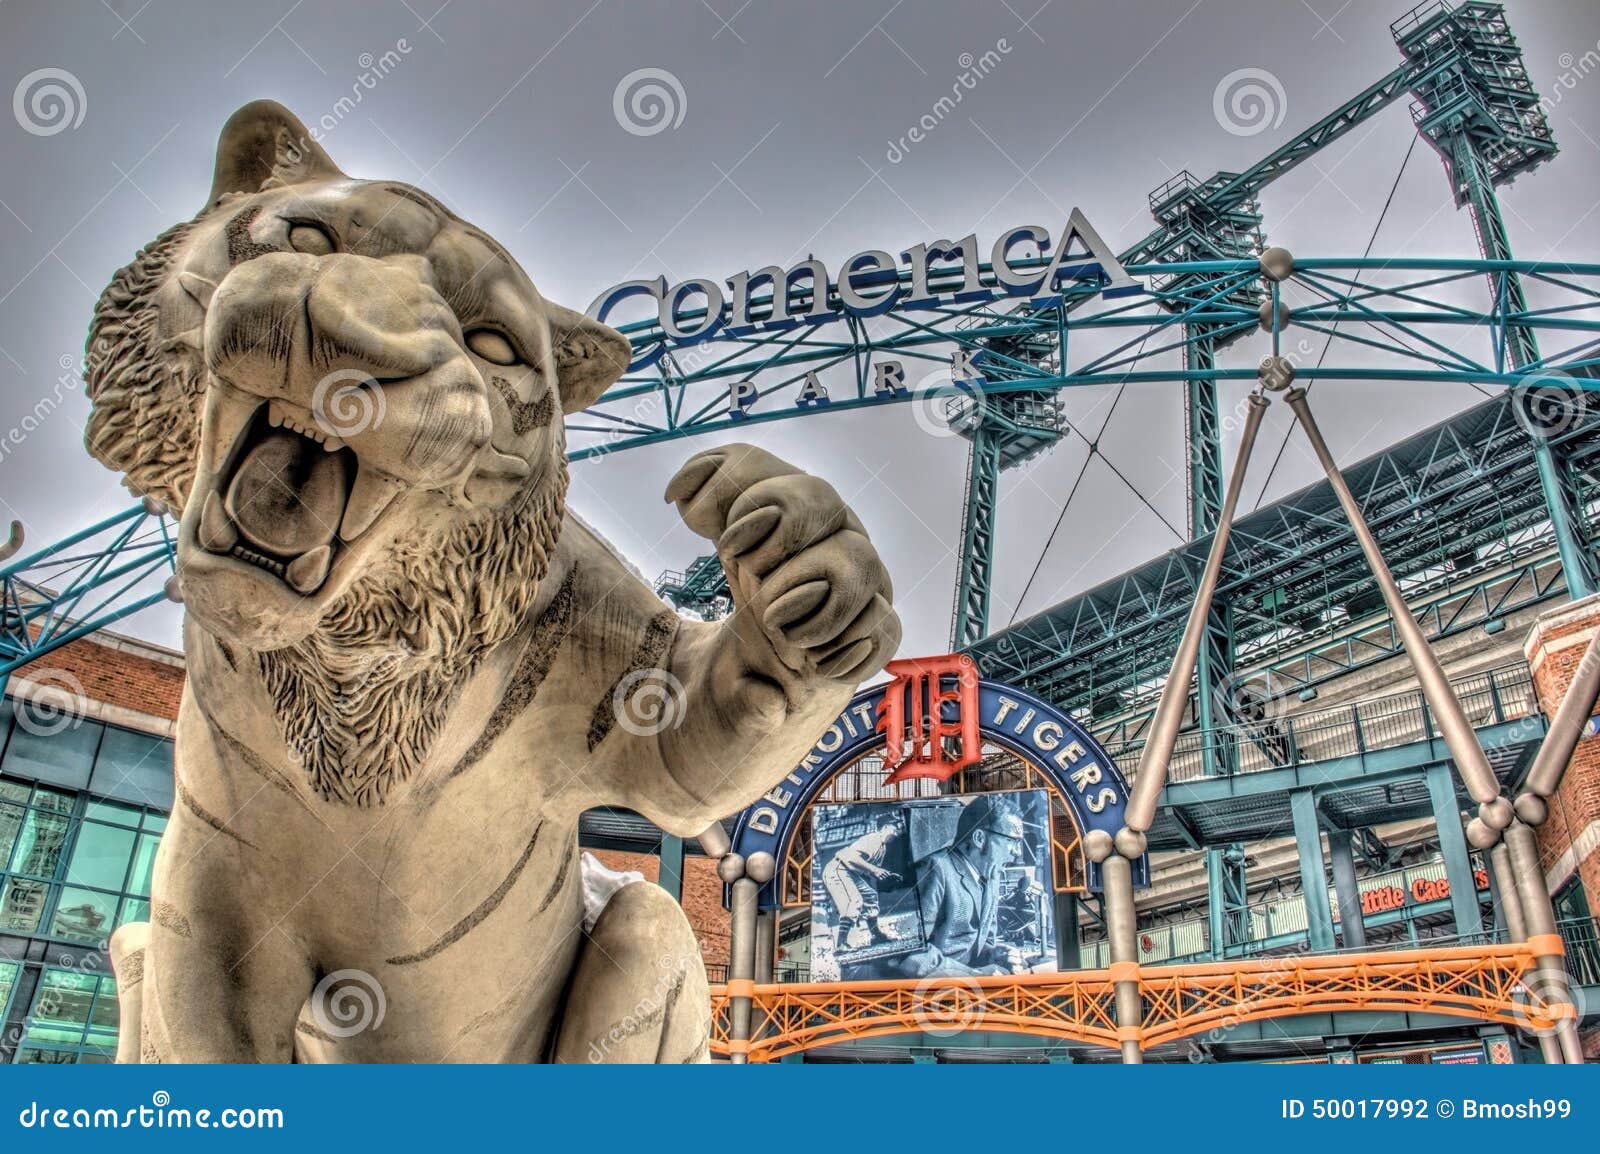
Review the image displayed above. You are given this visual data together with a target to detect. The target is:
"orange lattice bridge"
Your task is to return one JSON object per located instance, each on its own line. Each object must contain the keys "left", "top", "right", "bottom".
{"left": 709, "top": 940, "right": 1568, "bottom": 1061}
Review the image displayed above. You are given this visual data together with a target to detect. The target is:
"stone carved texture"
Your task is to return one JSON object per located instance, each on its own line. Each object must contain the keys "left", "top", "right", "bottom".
{"left": 92, "top": 101, "right": 900, "bottom": 1062}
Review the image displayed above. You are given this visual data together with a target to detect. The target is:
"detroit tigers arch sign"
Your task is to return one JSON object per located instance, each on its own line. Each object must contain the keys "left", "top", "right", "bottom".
{"left": 727, "top": 655, "right": 1150, "bottom": 912}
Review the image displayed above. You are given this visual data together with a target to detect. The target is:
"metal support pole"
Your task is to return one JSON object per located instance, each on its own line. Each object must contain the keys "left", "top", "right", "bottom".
{"left": 657, "top": 834, "right": 684, "bottom": 902}
{"left": 1490, "top": 842, "right": 1526, "bottom": 941}
{"left": 1290, "top": 789, "right": 1335, "bottom": 952}
{"left": 1521, "top": 626, "right": 1600, "bottom": 803}
{"left": 1424, "top": 764, "right": 1484, "bottom": 940}
{"left": 1285, "top": 388, "right": 1504, "bottom": 814}
{"left": 1102, "top": 854, "right": 1142, "bottom": 1064}
{"left": 1127, "top": 393, "right": 1269, "bottom": 831}
{"left": 1327, "top": 828, "right": 1366, "bottom": 949}
{"left": 727, "top": 875, "right": 758, "bottom": 1065}
{"left": 754, "top": 911, "right": 775, "bottom": 984}
{"left": 1505, "top": 821, "right": 1582, "bottom": 1064}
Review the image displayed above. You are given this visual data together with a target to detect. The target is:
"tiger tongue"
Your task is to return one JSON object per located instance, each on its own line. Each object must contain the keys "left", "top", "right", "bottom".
{"left": 224, "top": 429, "right": 351, "bottom": 557}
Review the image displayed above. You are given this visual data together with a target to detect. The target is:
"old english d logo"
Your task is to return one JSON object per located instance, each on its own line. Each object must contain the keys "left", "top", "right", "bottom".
{"left": 877, "top": 654, "right": 982, "bottom": 784}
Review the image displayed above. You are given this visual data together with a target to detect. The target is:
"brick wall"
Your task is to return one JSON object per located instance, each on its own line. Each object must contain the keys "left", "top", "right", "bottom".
{"left": 1523, "top": 596, "right": 1600, "bottom": 911}
{"left": 589, "top": 849, "right": 731, "bottom": 968}
{"left": 10, "top": 632, "right": 185, "bottom": 733}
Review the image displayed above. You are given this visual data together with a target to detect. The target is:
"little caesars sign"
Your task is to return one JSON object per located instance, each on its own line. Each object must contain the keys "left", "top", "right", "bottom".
{"left": 586, "top": 210, "right": 1140, "bottom": 415}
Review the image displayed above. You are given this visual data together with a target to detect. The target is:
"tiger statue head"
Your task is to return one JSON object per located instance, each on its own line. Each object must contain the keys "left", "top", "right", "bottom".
{"left": 85, "top": 100, "right": 631, "bottom": 802}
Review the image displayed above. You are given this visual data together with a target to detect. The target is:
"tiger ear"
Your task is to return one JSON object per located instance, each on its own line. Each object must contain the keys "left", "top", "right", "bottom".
{"left": 546, "top": 303, "right": 632, "bottom": 413}
{"left": 204, "top": 100, "right": 344, "bottom": 213}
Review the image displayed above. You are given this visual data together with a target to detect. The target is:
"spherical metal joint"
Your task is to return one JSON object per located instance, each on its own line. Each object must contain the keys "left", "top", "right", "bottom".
{"left": 1113, "top": 827, "right": 1147, "bottom": 860}
{"left": 1464, "top": 817, "right": 1500, "bottom": 850}
{"left": 1478, "top": 796, "right": 1513, "bottom": 831}
{"left": 162, "top": 574, "right": 184, "bottom": 604}
{"left": 1259, "top": 298, "right": 1290, "bottom": 333}
{"left": 716, "top": 852, "right": 746, "bottom": 884}
{"left": 1514, "top": 792, "right": 1549, "bottom": 827}
{"left": 1259, "top": 246, "right": 1294, "bottom": 283}
{"left": 1258, "top": 355, "right": 1295, "bottom": 393}
{"left": 744, "top": 851, "right": 776, "bottom": 884}
{"left": 1083, "top": 829, "right": 1115, "bottom": 863}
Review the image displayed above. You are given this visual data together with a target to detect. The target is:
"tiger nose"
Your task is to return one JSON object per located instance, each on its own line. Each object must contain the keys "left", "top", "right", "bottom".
{"left": 302, "top": 254, "right": 461, "bottom": 379}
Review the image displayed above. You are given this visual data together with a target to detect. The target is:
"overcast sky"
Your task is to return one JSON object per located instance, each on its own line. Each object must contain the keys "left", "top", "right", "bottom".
{"left": 1, "top": 0, "right": 1598, "bottom": 657}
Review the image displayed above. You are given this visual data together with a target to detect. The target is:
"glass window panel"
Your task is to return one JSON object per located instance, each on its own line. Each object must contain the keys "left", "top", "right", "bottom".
{"left": 0, "top": 778, "right": 30, "bottom": 803}
{"left": 64, "top": 822, "right": 136, "bottom": 891}
{"left": 127, "top": 833, "right": 159, "bottom": 898}
{"left": 0, "top": 878, "right": 48, "bottom": 933}
{"left": 0, "top": 721, "right": 100, "bottom": 793}
{"left": 16, "top": 1047, "right": 78, "bottom": 1064}
{"left": 80, "top": 1051, "right": 113, "bottom": 1063}
{"left": 33, "top": 787, "right": 75, "bottom": 814}
{"left": 0, "top": 960, "right": 17, "bottom": 1015}
{"left": 89, "top": 984, "right": 119, "bottom": 1030}
{"left": 142, "top": 813, "right": 167, "bottom": 834}
{"left": 0, "top": 801, "right": 23, "bottom": 867}
{"left": 24, "top": 1023, "right": 85, "bottom": 1045}
{"left": 31, "top": 969, "right": 96, "bottom": 1027}
{"left": 90, "top": 730, "right": 174, "bottom": 810}
{"left": 84, "top": 800, "right": 141, "bottom": 827}
{"left": 118, "top": 897, "right": 150, "bottom": 926}
{"left": 51, "top": 887, "right": 117, "bottom": 943}
{"left": 7, "top": 808, "right": 70, "bottom": 877}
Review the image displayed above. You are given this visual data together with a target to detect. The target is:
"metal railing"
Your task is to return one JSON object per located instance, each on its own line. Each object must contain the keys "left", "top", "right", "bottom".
{"left": 1101, "top": 662, "right": 1539, "bottom": 784}
{"left": 1079, "top": 855, "right": 1487, "bottom": 967}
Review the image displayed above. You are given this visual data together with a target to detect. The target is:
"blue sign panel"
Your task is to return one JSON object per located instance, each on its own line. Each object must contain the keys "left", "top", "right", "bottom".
{"left": 727, "top": 678, "right": 1150, "bottom": 911}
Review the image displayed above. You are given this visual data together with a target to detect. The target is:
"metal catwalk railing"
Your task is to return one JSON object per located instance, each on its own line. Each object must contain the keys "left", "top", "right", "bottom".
{"left": 1079, "top": 855, "right": 1489, "bottom": 967}
{"left": 708, "top": 939, "right": 1564, "bottom": 1061}
{"left": 1101, "top": 662, "right": 1538, "bottom": 784}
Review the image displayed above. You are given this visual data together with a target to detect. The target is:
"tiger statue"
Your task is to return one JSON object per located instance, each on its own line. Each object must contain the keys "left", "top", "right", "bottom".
{"left": 88, "top": 101, "right": 900, "bottom": 1062}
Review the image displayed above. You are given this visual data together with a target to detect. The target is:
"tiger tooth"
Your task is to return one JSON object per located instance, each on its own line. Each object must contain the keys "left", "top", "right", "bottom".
{"left": 339, "top": 466, "right": 404, "bottom": 541}
{"left": 268, "top": 400, "right": 286, "bottom": 428}
{"left": 322, "top": 435, "right": 345, "bottom": 453}
{"left": 285, "top": 545, "right": 332, "bottom": 594}
{"left": 203, "top": 380, "right": 260, "bottom": 479}
{"left": 198, "top": 490, "right": 237, "bottom": 553}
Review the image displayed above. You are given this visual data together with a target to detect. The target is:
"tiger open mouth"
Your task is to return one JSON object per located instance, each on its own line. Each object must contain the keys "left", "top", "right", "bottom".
{"left": 195, "top": 385, "right": 404, "bottom": 595}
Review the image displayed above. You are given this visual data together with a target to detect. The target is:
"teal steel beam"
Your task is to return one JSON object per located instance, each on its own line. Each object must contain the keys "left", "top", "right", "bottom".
{"left": 1424, "top": 762, "right": 1485, "bottom": 939}
{"left": 1327, "top": 828, "right": 1367, "bottom": 949}
{"left": 1291, "top": 789, "right": 1336, "bottom": 952}
{"left": 1204, "top": 844, "right": 1248, "bottom": 958}
{"left": 950, "top": 420, "right": 1002, "bottom": 648}
{"left": 1454, "top": 139, "right": 1597, "bottom": 597}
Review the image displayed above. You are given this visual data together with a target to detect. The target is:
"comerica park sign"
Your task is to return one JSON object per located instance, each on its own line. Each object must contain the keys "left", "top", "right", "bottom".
{"left": 586, "top": 210, "right": 1141, "bottom": 388}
